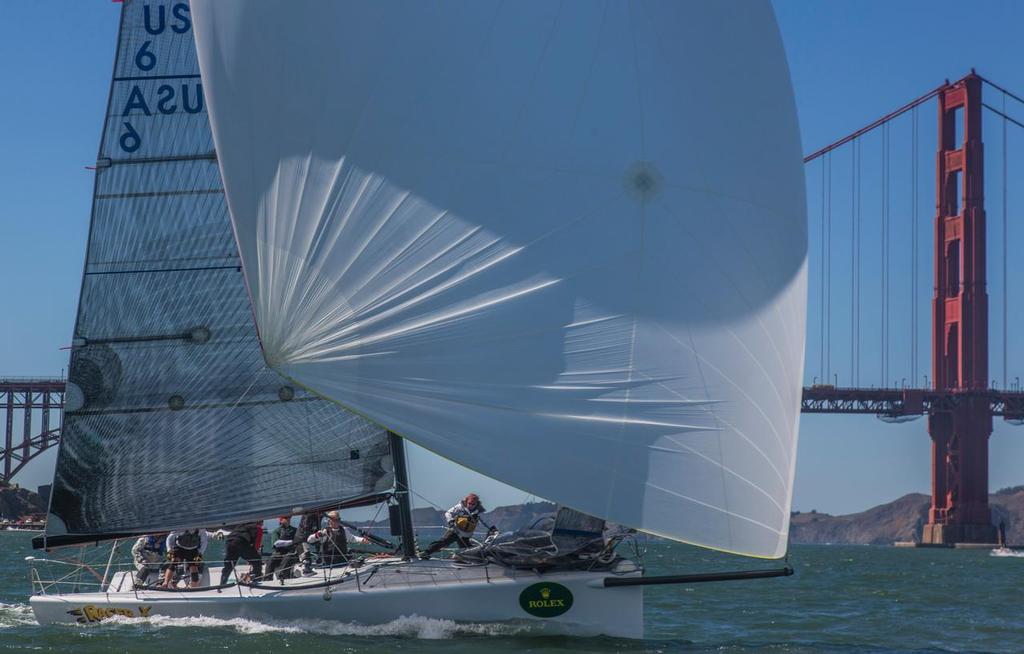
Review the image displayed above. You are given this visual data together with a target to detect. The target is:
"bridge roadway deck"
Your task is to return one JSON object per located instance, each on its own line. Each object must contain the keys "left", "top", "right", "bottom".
{"left": 801, "top": 385, "right": 1024, "bottom": 421}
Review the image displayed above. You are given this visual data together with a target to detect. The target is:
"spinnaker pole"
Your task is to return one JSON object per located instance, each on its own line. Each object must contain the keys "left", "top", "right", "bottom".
{"left": 387, "top": 432, "right": 417, "bottom": 560}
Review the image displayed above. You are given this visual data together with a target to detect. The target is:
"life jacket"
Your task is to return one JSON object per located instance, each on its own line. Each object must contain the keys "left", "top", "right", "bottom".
{"left": 454, "top": 514, "right": 479, "bottom": 532}
{"left": 176, "top": 529, "right": 201, "bottom": 550}
{"left": 143, "top": 535, "right": 165, "bottom": 554}
{"left": 448, "top": 501, "right": 485, "bottom": 535}
{"left": 227, "top": 523, "right": 260, "bottom": 546}
{"left": 274, "top": 524, "right": 297, "bottom": 550}
{"left": 321, "top": 527, "right": 349, "bottom": 561}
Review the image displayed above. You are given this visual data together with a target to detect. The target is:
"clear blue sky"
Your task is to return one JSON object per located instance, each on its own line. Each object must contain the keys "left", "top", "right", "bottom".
{"left": 2, "top": 1, "right": 1024, "bottom": 516}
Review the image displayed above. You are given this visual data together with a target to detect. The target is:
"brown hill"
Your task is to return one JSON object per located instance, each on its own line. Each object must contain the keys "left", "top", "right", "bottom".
{"left": 790, "top": 487, "right": 1024, "bottom": 545}
{"left": 0, "top": 484, "right": 47, "bottom": 521}
{"left": 789, "top": 493, "right": 929, "bottom": 545}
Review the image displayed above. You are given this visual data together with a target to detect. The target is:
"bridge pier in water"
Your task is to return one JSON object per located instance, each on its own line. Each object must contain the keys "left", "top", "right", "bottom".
{"left": 924, "top": 404, "right": 996, "bottom": 544}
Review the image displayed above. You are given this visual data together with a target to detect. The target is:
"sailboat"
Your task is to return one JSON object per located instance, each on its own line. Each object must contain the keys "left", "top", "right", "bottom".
{"left": 29, "top": 0, "right": 807, "bottom": 638}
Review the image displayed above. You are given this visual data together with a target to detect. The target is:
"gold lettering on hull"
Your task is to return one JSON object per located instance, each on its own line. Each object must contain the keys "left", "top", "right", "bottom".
{"left": 527, "top": 599, "right": 566, "bottom": 608}
{"left": 67, "top": 605, "right": 154, "bottom": 624}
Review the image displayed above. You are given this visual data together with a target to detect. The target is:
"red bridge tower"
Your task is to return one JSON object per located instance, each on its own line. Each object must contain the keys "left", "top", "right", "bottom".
{"left": 923, "top": 73, "right": 997, "bottom": 544}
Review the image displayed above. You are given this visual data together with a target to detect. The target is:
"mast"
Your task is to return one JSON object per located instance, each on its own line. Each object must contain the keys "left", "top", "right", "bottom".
{"left": 387, "top": 431, "right": 417, "bottom": 560}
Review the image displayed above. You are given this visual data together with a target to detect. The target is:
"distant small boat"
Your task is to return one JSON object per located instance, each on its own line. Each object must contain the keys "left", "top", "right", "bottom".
{"left": 990, "top": 547, "right": 1024, "bottom": 558}
{"left": 0, "top": 519, "right": 46, "bottom": 532}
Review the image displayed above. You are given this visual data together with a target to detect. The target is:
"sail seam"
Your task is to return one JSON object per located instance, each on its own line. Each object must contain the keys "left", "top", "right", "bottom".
{"left": 96, "top": 188, "right": 223, "bottom": 200}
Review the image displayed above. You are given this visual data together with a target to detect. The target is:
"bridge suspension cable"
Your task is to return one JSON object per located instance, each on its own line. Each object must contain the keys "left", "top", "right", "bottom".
{"left": 978, "top": 79, "right": 1024, "bottom": 390}
{"left": 881, "top": 121, "right": 889, "bottom": 387}
{"left": 911, "top": 105, "right": 919, "bottom": 387}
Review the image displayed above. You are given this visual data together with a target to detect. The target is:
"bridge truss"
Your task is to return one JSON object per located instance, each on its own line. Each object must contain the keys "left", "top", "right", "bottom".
{"left": 0, "top": 379, "right": 64, "bottom": 483}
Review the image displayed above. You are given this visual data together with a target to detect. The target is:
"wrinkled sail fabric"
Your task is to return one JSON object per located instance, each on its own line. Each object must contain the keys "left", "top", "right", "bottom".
{"left": 40, "top": 0, "right": 391, "bottom": 547}
{"left": 193, "top": 0, "right": 807, "bottom": 558}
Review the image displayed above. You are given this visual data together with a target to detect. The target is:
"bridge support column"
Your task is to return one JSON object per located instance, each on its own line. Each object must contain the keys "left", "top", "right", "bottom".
{"left": 922, "top": 73, "right": 996, "bottom": 545}
{"left": 923, "top": 401, "right": 995, "bottom": 544}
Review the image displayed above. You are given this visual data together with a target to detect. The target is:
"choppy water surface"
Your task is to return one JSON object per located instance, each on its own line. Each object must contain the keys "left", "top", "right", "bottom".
{"left": 0, "top": 532, "right": 1020, "bottom": 653}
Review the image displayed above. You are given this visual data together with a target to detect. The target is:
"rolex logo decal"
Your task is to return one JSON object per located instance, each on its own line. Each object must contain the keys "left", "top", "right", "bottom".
{"left": 519, "top": 582, "right": 573, "bottom": 618}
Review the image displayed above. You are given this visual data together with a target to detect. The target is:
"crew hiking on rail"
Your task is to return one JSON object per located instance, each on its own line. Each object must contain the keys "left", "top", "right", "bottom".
{"left": 420, "top": 493, "right": 490, "bottom": 559}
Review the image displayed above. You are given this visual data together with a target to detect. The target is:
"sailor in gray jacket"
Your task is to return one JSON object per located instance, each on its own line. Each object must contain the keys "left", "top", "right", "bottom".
{"left": 131, "top": 533, "right": 166, "bottom": 587}
{"left": 419, "top": 493, "right": 490, "bottom": 559}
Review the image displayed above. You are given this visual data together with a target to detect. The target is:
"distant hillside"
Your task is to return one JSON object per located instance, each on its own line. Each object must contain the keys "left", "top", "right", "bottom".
{"left": 790, "top": 487, "right": 1024, "bottom": 545}
{"left": 789, "top": 493, "right": 929, "bottom": 545}
{"left": 361, "top": 489, "right": 1024, "bottom": 546}
{"left": 0, "top": 484, "right": 46, "bottom": 520}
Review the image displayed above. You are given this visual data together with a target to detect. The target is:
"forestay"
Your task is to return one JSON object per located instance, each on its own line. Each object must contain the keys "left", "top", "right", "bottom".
{"left": 192, "top": 0, "right": 808, "bottom": 558}
{"left": 40, "top": 0, "right": 391, "bottom": 547}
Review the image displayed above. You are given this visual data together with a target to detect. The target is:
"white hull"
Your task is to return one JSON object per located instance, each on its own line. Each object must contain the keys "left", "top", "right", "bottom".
{"left": 30, "top": 558, "right": 643, "bottom": 638}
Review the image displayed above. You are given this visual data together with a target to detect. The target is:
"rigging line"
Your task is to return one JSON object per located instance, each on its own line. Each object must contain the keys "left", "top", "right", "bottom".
{"left": 406, "top": 484, "right": 444, "bottom": 513}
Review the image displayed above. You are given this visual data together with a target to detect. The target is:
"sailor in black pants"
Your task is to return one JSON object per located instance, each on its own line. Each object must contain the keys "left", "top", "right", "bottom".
{"left": 220, "top": 523, "right": 263, "bottom": 585}
{"left": 293, "top": 511, "right": 323, "bottom": 576}
{"left": 265, "top": 516, "right": 298, "bottom": 580}
{"left": 420, "top": 493, "right": 486, "bottom": 559}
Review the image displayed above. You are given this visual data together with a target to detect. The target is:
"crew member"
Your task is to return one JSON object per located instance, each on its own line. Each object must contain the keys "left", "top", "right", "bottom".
{"left": 306, "top": 510, "right": 368, "bottom": 567}
{"left": 131, "top": 533, "right": 166, "bottom": 587}
{"left": 219, "top": 522, "right": 264, "bottom": 586}
{"left": 419, "top": 493, "right": 488, "bottom": 559}
{"left": 162, "top": 528, "right": 209, "bottom": 588}
{"left": 265, "top": 516, "right": 298, "bottom": 581}
{"left": 293, "top": 511, "right": 323, "bottom": 576}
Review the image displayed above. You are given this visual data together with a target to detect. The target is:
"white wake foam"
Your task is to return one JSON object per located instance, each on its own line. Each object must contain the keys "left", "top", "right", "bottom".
{"left": 100, "top": 613, "right": 531, "bottom": 639}
{"left": 990, "top": 548, "right": 1024, "bottom": 558}
{"left": 0, "top": 603, "right": 37, "bottom": 628}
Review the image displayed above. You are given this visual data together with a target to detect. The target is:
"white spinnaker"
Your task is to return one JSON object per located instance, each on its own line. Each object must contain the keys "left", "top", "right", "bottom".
{"left": 192, "top": 0, "right": 807, "bottom": 558}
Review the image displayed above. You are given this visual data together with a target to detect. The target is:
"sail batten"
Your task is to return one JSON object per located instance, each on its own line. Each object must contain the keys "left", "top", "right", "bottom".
{"left": 40, "top": 0, "right": 392, "bottom": 546}
{"left": 193, "top": 0, "right": 807, "bottom": 558}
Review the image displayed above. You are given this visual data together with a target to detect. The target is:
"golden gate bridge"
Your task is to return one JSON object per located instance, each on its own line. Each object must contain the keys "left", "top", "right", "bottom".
{"left": 3, "top": 71, "right": 1024, "bottom": 545}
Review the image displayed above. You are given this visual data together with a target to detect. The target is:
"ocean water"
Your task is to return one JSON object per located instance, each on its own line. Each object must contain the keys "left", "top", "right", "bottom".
{"left": 0, "top": 532, "right": 1020, "bottom": 653}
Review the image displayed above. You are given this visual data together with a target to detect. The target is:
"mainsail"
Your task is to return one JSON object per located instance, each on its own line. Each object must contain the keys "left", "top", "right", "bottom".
{"left": 41, "top": 0, "right": 391, "bottom": 546}
{"left": 193, "top": 0, "right": 808, "bottom": 558}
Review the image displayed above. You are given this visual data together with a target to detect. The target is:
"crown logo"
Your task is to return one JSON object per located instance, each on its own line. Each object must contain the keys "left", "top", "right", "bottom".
{"left": 540, "top": 587, "right": 551, "bottom": 599}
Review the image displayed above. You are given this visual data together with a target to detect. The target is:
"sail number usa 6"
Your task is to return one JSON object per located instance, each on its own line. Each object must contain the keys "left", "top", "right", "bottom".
{"left": 119, "top": 2, "right": 201, "bottom": 153}
{"left": 518, "top": 582, "right": 573, "bottom": 618}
